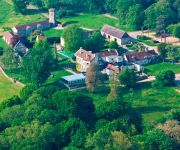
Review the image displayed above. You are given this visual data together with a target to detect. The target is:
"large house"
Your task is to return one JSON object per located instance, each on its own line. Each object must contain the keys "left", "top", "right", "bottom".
{"left": 74, "top": 48, "right": 96, "bottom": 72}
{"left": 3, "top": 31, "right": 18, "bottom": 46}
{"left": 12, "top": 8, "right": 56, "bottom": 37}
{"left": 101, "top": 24, "right": 133, "bottom": 46}
{"left": 124, "top": 50, "right": 159, "bottom": 66}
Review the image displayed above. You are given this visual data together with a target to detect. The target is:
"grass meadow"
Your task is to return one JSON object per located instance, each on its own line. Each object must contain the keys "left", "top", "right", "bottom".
{"left": 0, "top": 73, "right": 22, "bottom": 102}
{"left": 145, "top": 62, "right": 180, "bottom": 75}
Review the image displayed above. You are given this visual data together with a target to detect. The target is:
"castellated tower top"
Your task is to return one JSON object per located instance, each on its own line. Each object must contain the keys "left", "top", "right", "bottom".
{"left": 49, "top": 8, "right": 56, "bottom": 25}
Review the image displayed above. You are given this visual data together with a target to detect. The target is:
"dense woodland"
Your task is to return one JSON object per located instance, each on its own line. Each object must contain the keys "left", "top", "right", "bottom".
{"left": 13, "top": 0, "right": 180, "bottom": 32}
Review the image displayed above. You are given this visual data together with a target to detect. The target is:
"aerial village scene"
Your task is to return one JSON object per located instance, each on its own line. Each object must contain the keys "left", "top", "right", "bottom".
{"left": 0, "top": 0, "right": 179, "bottom": 149}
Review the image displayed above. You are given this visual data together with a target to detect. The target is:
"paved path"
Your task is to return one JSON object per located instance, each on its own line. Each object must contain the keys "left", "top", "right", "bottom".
{"left": 0, "top": 67, "right": 25, "bottom": 87}
{"left": 138, "top": 74, "right": 180, "bottom": 86}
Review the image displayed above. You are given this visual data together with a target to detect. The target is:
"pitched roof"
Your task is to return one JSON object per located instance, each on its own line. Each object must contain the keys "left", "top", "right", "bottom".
{"left": 3, "top": 31, "right": 15, "bottom": 40}
{"left": 98, "top": 50, "right": 118, "bottom": 58}
{"left": 74, "top": 48, "right": 96, "bottom": 62}
{"left": 14, "top": 20, "right": 50, "bottom": 31}
{"left": 125, "top": 50, "right": 158, "bottom": 63}
{"left": 101, "top": 24, "right": 128, "bottom": 39}
{"left": 61, "top": 73, "right": 85, "bottom": 82}
{"left": 106, "top": 64, "right": 119, "bottom": 73}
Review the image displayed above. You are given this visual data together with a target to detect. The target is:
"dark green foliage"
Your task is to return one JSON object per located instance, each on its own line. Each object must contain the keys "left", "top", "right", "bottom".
{"left": 0, "top": 96, "right": 22, "bottom": 111}
{"left": 158, "top": 43, "right": 168, "bottom": 60}
{"left": 173, "top": 24, "right": 180, "bottom": 40}
{"left": 154, "top": 70, "right": 175, "bottom": 87}
{"left": 20, "top": 84, "right": 37, "bottom": 101}
{"left": 119, "top": 69, "right": 137, "bottom": 88}
{"left": 51, "top": 90, "right": 95, "bottom": 124}
{"left": 62, "top": 25, "right": 84, "bottom": 52}
{"left": 12, "top": 0, "right": 27, "bottom": 14}
{"left": 136, "top": 129, "right": 173, "bottom": 150}
{"left": 28, "top": 30, "right": 44, "bottom": 43}
{"left": 23, "top": 41, "right": 53, "bottom": 85}
{"left": 0, "top": 47, "right": 3, "bottom": 56}
{"left": 96, "top": 98, "right": 130, "bottom": 120}
{"left": 83, "top": 32, "right": 105, "bottom": 53}
{"left": 56, "top": 118, "right": 88, "bottom": 148}
{"left": 108, "top": 40, "right": 119, "bottom": 49}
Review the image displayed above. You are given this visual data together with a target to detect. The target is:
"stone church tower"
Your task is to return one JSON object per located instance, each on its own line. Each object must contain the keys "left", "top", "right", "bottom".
{"left": 49, "top": 8, "right": 56, "bottom": 26}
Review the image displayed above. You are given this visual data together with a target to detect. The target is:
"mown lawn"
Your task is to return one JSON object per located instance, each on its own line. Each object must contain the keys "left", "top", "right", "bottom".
{"left": 0, "top": 0, "right": 46, "bottom": 35}
{"left": 145, "top": 62, "right": 180, "bottom": 76}
{"left": 123, "top": 83, "right": 180, "bottom": 126}
{"left": 46, "top": 69, "right": 72, "bottom": 84}
{"left": 81, "top": 82, "right": 180, "bottom": 127}
{"left": 0, "top": 37, "right": 8, "bottom": 48}
{"left": 61, "top": 13, "right": 134, "bottom": 31}
{"left": 0, "top": 73, "right": 21, "bottom": 102}
{"left": 44, "top": 29, "right": 62, "bottom": 38}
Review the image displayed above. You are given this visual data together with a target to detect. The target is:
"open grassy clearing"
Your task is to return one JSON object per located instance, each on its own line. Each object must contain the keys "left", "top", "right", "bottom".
{"left": 81, "top": 82, "right": 180, "bottom": 127}
{"left": 61, "top": 13, "right": 134, "bottom": 31}
{"left": 123, "top": 83, "right": 180, "bottom": 126}
{"left": 0, "top": 73, "right": 21, "bottom": 102}
{"left": 0, "top": 37, "right": 8, "bottom": 48}
{"left": 145, "top": 62, "right": 180, "bottom": 76}
{"left": 44, "top": 29, "right": 62, "bottom": 38}
{"left": 0, "top": 0, "right": 46, "bottom": 35}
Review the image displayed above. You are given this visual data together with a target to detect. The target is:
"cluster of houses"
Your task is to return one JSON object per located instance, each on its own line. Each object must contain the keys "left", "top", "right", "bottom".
{"left": 60, "top": 25, "right": 159, "bottom": 88}
{"left": 3, "top": 8, "right": 56, "bottom": 56}
{"left": 1, "top": 8, "right": 160, "bottom": 89}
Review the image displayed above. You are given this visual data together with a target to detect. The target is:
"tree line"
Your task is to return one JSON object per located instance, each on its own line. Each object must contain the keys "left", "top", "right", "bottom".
{"left": 13, "top": 0, "right": 180, "bottom": 32}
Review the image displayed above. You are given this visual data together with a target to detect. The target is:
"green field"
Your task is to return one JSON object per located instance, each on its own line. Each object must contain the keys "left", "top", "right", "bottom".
{"left": 61, "top": 13, "right": 134, "bottom": 31}
{"left": 0, "top": 73, "right": 21, "bottom": 102}
{"left": 145, "top": 62, "right": 180, "bottom": 75}
{"left": 0, "top": 37, "right": 8, "bottom": 48}
{"left": 123, "top": 83, "right": 180, "bottom": 126}
{"left": 46, "top": 70, "right": 72, "bottom": 84}
{"left": 0, "top": 0, "right": 46, "bottom": 35}
{"left": 44, "top": 29, "right": 62, "bottom": 38}
{"left": 82, "top": 82, "right": 180, "bottom": 127}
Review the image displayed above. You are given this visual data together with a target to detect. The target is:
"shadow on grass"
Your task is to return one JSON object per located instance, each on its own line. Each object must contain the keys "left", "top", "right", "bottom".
{"left": 23, "top": 9, "right": 47, "bottom": 16}
{"left": 133, "top": 106, "right": 174, "bottom": 114}
{"left": 63, "top": 21, "right": 79, "bottom": 26}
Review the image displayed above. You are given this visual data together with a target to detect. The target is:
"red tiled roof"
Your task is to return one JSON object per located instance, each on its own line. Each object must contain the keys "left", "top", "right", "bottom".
{"left": 101, "top": 24, "right": 129, "bottom": 39}
{"left": 126, "top": 50, "right": 158, "bottom": 63}
{"left": 75, "top": 48, "right": 95, "bottom": 62}
{"left": 98, "top": 50, "right": 118, "bottom": 58}
{"left": 106, "top": 64, "right": 119, "bottom": 73}
{"left": 14, "top": 20, "right": 50, "bottom": 30}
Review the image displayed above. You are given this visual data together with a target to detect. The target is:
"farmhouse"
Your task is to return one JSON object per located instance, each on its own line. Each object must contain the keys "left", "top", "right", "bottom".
{"left": 101, "top": 24, "right": 133, "bottom": 45}
{"left": 124, "top": 50, "right": 159, "bottom": 66}
{"left": 3, "top": 31, "right": 18, "bottom": 46}
{"left": 60, "top": 73, "right": 85, "bottom": 88}
{"left": 12, "top": 8, "right": 56, "bottom": 37}
{"left": 74, "top": 48, "right": 96, "bottom": 72}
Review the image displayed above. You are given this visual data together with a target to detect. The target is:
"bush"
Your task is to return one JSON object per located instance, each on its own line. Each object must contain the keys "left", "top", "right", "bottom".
{"left": 153, "top": 70, "right": 175, "bottom": 87}
{"left": 137, "top": 35, "right": 151, "bottom": 41}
